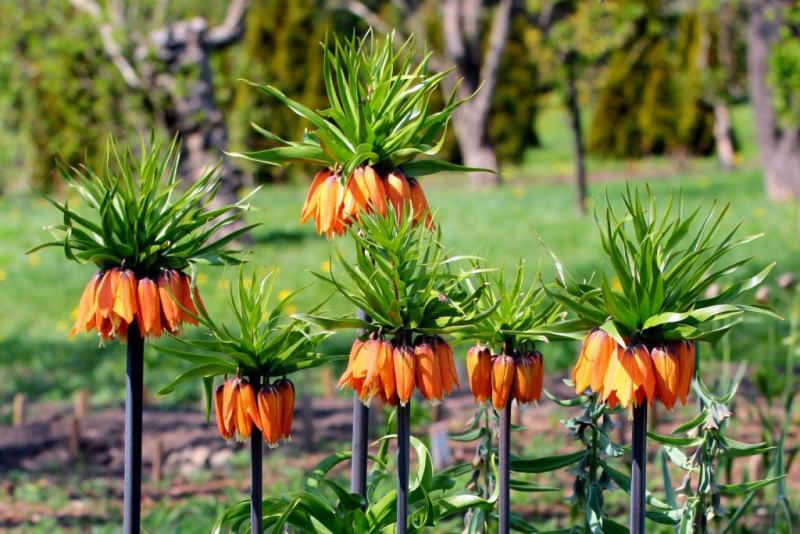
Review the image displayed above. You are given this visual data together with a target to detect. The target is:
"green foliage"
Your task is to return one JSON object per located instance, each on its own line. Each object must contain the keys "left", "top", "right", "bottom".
{"left": 297, "top": 207, "right": 491, "bottom": 336}
{"left": 225, "top": 0, "right": 337, "bottom": 183}
{"left": 232, "top": 30, "right": 487, "bottom": 179}
{"left": 656, "top": 373, "right": 787, "bottom": 532}
{"left": 212, "top": 434, "right": 492, "bottom": 533}
{"left": 0, "top": 0, "right": 142, "bottom": 188}
{"left": 588, "top": 0, "right": 715, "bottom": 157}
{"left": 457, "top": 260, "right": 574, "bottom": 348}
{"left": 769, "top": 5, "right": 800, "bottom": 127}
{"left": 546, "top": 186, "right": 776, "bottom": 343}
{"left": 451, "top": 404, "right": 561, "bottom": 533}
{"left": 30, "top": 136, "right": 254, "bottom": 271}
{"left": 156, "top": 268, "right": 332, "bottom": 396}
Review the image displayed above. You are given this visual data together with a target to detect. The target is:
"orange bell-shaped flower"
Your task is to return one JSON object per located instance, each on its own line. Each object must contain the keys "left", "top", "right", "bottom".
{"left": 393, "top": 345, "right": 416, "bottom": 406}
{"left": 214, "top": 381, "right": 235, "bottom": 441}
{"left": 136, "top": 277, "right": 162, "bottom": 338}
{"left": 491, "top": 354, "right": 515, "bottom": 410}
{"left": 435, "top": 337, "right": 459, "bottom": 395}
{"left": 529, "top": 350, "right": 545, "bottom": 403}
{"left": 257, "top": 384, "right": 283, "bottom": 447}
{"left": 466, "top": 345, "right": 492, "bottom": 403}
{"left": 415, "top": 340, "right": 443, "bottom": 404}
{"left": 386, "top": 171, "right": 411, "bottom": 219}
{"left": 573, "top": 328, "right": 614, "bottom": 395}
{"left": 675, "top": 340, "right": 696, "bottom": 405}
{"left": 70, "top": 273, "right": 101, "bottom": 337}
{"left": 651, "top": 344, "right": 680, "bottom": 410}
{"left": 275, "top": 378, "right": 295, "bottom": 442}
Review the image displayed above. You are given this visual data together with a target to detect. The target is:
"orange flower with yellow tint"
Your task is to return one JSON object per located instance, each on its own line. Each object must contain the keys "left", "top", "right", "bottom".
{"left": 298, "top": 165, "right": 431, "bottom": 238}
{"left": 571, "top": 330, "right": 697, "bottom": 410}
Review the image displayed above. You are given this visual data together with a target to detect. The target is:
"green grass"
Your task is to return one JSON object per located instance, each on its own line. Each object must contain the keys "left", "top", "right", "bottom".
{"left": 0, "top": 104, "right": 795, "bottom": 407}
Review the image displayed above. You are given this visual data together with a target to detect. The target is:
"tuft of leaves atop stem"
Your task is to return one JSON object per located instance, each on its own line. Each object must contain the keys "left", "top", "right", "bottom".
{"left": 31, "top": 135, "right": 257, "bottom": 272}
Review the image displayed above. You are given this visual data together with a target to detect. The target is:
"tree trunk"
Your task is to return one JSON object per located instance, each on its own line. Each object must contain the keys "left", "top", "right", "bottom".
{"left": 746, "top": 0, "right": 800, "bottom": 199}
{"left": 71, "top": 0, "right": 248, "bottom": 206}
{"left": 451, "top": 116, "right": 501, "bottom": 186}
{"left": 442, "top": 0, "right": 513, "bottom": 187}
{"left": 564, "top": 55, "right": 587, "bottom": 214}
{"left": 150, "top": 20, "right": 244, "bottom": 206}
{"left": 713, "top": 103, "right": 736, "bottom": 171}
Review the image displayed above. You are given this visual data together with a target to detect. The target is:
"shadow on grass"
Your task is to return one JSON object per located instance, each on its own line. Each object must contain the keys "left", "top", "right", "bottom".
{"left": 253, "top": 227, "right": 316, "bottom": 245}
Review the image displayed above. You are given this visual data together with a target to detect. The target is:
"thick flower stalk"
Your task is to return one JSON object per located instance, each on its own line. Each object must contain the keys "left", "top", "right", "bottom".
{"left": 156, "top": 269, "right": 329, "bottom": 534}
{"left": 31, "top": 136, "right": 252, "bottom": 534}
{"left": 549, "top": 187, "right": 775, "bottom": 411}
{"left": 454, "top": 262, "right": 568, "bottom": 534}
{"left": 546, "top": 186, "right": 777, "bottom": 534}
{"left": 231, "top": 31, "right": 490, "bottom": 238}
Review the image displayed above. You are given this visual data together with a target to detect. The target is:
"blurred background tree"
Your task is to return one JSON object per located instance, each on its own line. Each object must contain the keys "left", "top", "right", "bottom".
{"left": 587, "top": 0, "right": 716, "bottom": 158}
{"left": 0, "top": 0, "right": 798, "bottom": 198}
{"left": 748, "top": 0, "right": 800, "bottom": 199}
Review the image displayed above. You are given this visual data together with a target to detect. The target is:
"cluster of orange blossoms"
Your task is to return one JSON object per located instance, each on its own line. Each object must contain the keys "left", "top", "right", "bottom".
{"left": 300, "top": 166, "right": 431, "bottom": 237}
{"left": 214, "top": 377, "right": 295, "bottom": 447}
{"left": 339, "top": 335, "right": 459, "bottom": 406}
{"left": 572, "top": 329, "right": 696, "bottom": 410}
{"left": 71, "top": 268, "right": 201, "bottom": 341}
{"left": 466, "top": 346, "right": 545, "bottom": 410}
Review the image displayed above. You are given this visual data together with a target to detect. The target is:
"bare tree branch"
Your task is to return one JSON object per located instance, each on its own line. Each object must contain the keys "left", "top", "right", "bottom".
{"left": 472, "top": 0, "right": 513, "bottom": 128}
{"left": 342, "top": 0, "right": 395, "bottom": 35}
{"left": 206, "top": 0, "right": 249, "bottom": 49}
{"left": 70, "top": 0, "right": 143, "bottom": 89}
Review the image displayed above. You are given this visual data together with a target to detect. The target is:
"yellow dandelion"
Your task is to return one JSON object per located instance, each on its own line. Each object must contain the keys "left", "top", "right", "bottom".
{"left": 286, "top": 304, "right": 298, "bottom": 315}
{"left": 28, "top": 254, "right": 41, "bottom": 267}
{"left": 217, "top": 279, "right": 230, "bottom": 290}
{"left": 278, "top": 289, "right": 292, "bottom": 301}
{"left": 196, "top": 273, "right": 208, "bottom": 286}
{"left": 56, "top": 320, "right": 68, "bottom": 333}
{"left": 320, "top": 261, "right": 331, "bottom": 273}
{"left": 0, "top": 269, "right": 6, "bottom": 282}
{"left": 70, "top": 307, "right": 79, "bottom": 320}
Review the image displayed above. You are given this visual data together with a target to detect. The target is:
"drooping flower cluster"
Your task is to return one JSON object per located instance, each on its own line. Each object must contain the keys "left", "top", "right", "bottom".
{"left": 301, "top": 167, "right": 431, "bottom": 238}
{"left": 572, "top": 329, "right": 696, "bottom": 410}
{"left": 339, "top": 335, "right": 459, "bottom": 406}
{"left": 214, "top": 376, "right": 296, "bottom": 448}
{"left": 466, "top": 345, "right": 545, "bottom": 410}
{"left": 71, "top": 268, "right": 201, "bottom": 341}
